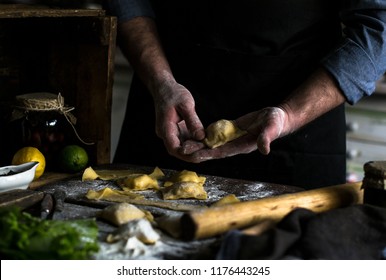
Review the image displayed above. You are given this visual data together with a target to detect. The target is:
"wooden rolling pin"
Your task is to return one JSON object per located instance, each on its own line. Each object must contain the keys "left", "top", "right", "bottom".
{"left": 181, "top": 181, "right": 363, "bottom": 240}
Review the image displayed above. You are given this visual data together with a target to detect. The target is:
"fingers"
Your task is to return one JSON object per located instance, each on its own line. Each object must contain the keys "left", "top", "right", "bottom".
{"left": 185, "top": 134, "right": 258, "bottom": 163}
{"left": 159, "top": 116, "right": 205, "bottom": 159}
{"left": 162, "top": 121, "right": 182, "bottom": 157}
{"left": 177, "top": 121, "right": 190, "bottom": 140}
{"left": 178, "top": 102, "right": 205, "bottom": 141}
{"left": 186, "top": 115, "right": 206, "bottom": 141}
{"left": 180, "top": 140, "right": 206, "bottom": 155}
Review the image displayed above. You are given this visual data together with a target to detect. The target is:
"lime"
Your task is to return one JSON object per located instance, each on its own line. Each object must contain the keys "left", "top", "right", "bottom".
{"left": 12, "top": 147, "right": 46, "bottom": 180}
{"left": 58, "top": 145, "right": 89, "bottom": 173}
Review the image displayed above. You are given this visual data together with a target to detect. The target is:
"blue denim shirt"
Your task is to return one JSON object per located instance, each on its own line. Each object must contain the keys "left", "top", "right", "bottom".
{"left": 105, "top": 0, "right": 386, "bottom": 105}
{"left": 104, "top": 0, "right": 155, "bottom": 22}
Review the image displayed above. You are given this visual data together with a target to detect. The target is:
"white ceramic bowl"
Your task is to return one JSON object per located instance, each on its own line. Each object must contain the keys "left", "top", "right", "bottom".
{"left": 0, "top": 161, "right": 39, "bottom": 193}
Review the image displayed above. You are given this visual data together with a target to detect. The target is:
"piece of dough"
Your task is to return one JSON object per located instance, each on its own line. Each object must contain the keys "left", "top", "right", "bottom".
{"left": 211, "top": 194, "right": 240, "bottom": 207}
{"left": 204, "top": 119, "right": 247, "bottom": 149}
{"left": 86, "top": 187, "right": 144, "bottom": 200}
{"left": 116, "top": 167, "right": 165, "bottom": 191}
{"left": 82, "top": 166, "right": 154, "bottom": 181}
{"left": 164, "top": 170, "right": 206, "bottom": 187}
{"left": 99, "top": 202, "right": 153, "bottom": 226}
{"left": 162, "top": 181, "right": 208, "bottom": 200}
{"left": 82, "top": 166, "right": 99, "bottom": 181}
{"left": 117, "top": 174, "right": 160, "bottom": 191}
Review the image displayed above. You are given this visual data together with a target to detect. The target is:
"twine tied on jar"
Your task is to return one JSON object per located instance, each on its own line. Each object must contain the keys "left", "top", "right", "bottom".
{"left": 11, "top": 92, "right": 94, "bottom": 145}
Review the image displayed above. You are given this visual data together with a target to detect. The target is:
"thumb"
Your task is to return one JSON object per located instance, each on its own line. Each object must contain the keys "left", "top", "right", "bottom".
{"left": 257, "top": 107, "right": 287, "bottom": 155}
{"left": 257, "top": 130, "right": 274, "bottom": 155}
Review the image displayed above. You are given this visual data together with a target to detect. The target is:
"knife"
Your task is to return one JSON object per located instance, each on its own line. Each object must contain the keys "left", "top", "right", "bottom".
{"left": 40, "top": 193, "right": 54, "bottom": 219}
{"left": 51, "top": 189, "right": 67, "bottom": 220}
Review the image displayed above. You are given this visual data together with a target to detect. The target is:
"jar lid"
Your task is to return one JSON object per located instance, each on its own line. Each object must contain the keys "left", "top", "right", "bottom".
{"left": 15, "top": 92, "right": 68, "bottom": 112}
{"left": 361, "top": 161, "right": 386, "bottom": 190}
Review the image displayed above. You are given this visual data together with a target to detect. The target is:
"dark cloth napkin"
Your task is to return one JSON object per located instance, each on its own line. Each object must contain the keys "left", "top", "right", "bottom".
{"left": 216, "top": 204, "right": 386, "bottom": 260}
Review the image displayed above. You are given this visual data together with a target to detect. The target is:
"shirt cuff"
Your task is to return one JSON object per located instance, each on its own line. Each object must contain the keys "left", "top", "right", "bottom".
{"left": 322, "top": 39, "right": 381, "bottom": 105}
{"left": 103, "top": 0, "right": 155, "bottom": 23}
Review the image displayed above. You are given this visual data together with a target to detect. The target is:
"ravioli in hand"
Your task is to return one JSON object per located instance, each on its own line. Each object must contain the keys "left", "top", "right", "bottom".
{"left": 203, "top": 119, "right": 247, "bottom": 149}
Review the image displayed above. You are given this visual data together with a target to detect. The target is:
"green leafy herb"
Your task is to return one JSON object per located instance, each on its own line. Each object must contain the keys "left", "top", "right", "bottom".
{"left": 0, "top": 207, "right": 99, "bottom": 259}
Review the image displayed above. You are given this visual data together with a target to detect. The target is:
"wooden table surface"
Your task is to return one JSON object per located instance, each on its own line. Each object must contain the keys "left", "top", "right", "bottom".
{"left": 1, "top": 164, "right": 304, "bottom": 259}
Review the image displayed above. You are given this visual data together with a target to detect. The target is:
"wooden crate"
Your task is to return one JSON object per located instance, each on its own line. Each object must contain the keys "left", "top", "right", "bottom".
{"left": 0, "top": 5, "right": 117, "bottom": 166}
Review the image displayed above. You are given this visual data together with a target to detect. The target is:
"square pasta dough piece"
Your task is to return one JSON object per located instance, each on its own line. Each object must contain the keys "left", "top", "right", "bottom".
{"left": 162, "top": 181, "right": 208, "bottom": 200}
{"left": 164, "top": 170, "right": 206, "bottom": 187}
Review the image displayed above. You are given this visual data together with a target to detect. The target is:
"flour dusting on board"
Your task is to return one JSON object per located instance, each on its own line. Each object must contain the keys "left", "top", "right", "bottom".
{"left": 204, "top": 176, "right": 277, "bottom": 204}
{"left": 37, "top": 165, "right": 302, "bottom": 259}
{"left": 94, "top": 233, "right": 216, "bottom": 260}
{"left": 92, "top": 176, "right": 290, "bottom": 259}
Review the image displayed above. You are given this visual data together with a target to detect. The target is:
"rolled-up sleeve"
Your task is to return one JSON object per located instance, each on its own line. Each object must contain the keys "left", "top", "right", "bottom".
{"left": 322, "top": 0, "right": 386, "bottom": 104}
{"left": 103, "top": 0, "right": 155, "bottom": 22}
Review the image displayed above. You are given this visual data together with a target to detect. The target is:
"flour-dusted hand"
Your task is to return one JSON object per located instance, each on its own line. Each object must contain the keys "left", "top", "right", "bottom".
{"left": 181, "top": 107, "right": 290, "bottom": 163}
{"left": 236, "top": 107, "right": 289, "bottom": 155}
{"left": 115, "top": 17, "right": 205, "bottom": 161}
{"left": 152, "top": 79, "right": 205, "bottom": 160}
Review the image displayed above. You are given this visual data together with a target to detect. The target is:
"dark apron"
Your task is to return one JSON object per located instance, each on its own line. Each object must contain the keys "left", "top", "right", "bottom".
{"left": 115, "top": 0, "right": 347, "bottom": 189}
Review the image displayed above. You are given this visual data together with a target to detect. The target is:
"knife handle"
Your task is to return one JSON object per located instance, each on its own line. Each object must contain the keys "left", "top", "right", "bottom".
{"left": 53, "top": 189, "right": 66, "bottom": 212}
{"left": 40, "top": 193, "right": 53, "bottom": 219}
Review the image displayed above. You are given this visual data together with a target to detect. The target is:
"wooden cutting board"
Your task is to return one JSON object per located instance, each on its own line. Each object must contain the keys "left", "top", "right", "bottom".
{"left": 28, "top": 172, "right": 79, "bottom": 190}
{"left": 0, "top": 189, "right": 44, "bottom": 209}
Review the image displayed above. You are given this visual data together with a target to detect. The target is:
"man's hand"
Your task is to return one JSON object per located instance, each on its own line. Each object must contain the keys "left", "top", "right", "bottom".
{"left": 180, "top": 107, "right": 289, "bottom": 163}
{"left": 117, "top": 17, "right": 205, "bottom": 160}
{"left": 237, "top": 107, "right": 289, "bottom": 155}
{"left": 153, "top": 80, "right": 205, "bottom": 160}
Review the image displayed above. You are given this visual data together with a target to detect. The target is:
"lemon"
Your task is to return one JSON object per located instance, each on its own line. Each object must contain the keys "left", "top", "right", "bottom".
{"left": 12, "top": 147, "right": 46, "bottom": 180}
{"left": 58, "top": 145, "right": 89, "bottom": 173}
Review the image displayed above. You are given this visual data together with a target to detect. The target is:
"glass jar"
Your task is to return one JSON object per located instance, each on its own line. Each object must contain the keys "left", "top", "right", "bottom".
{"left": 20, "top": 110, "right": 68, "bottom": 169}
{"left": 6, "top": 92, "right": 82, "bottom": 170}
{"left": 361, "top": 161, "right": 386, "bottom": 208}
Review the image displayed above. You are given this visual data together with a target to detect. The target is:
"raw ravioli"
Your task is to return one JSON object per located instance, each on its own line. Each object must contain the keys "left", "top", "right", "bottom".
{"left": 204, "top": 119, "right": 247, "bottom": 149}
{"left": 164, "top": 169, "right": 206, "bottom": 187}
{"left": 162, "top": 181, "right": 208, "bottom": 200}
{"left": 99, "top": 202, "right": 153, "bottom": 226}
{"left": 117, "top": 167, "right": 165, "bottom": 191}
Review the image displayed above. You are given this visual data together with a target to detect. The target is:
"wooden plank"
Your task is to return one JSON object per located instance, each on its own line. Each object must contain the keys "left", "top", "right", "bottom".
{"left": 28, "top": 172, "right": 79, "bottom": 190}
{"left": 0, "top": 189, "right": 44, "bottom": 210}
{"left": 74, "top": 16, "right": 117, "bottom": 165}
{"left": 0, "top": 5, "right": 105, "bottom": 18}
